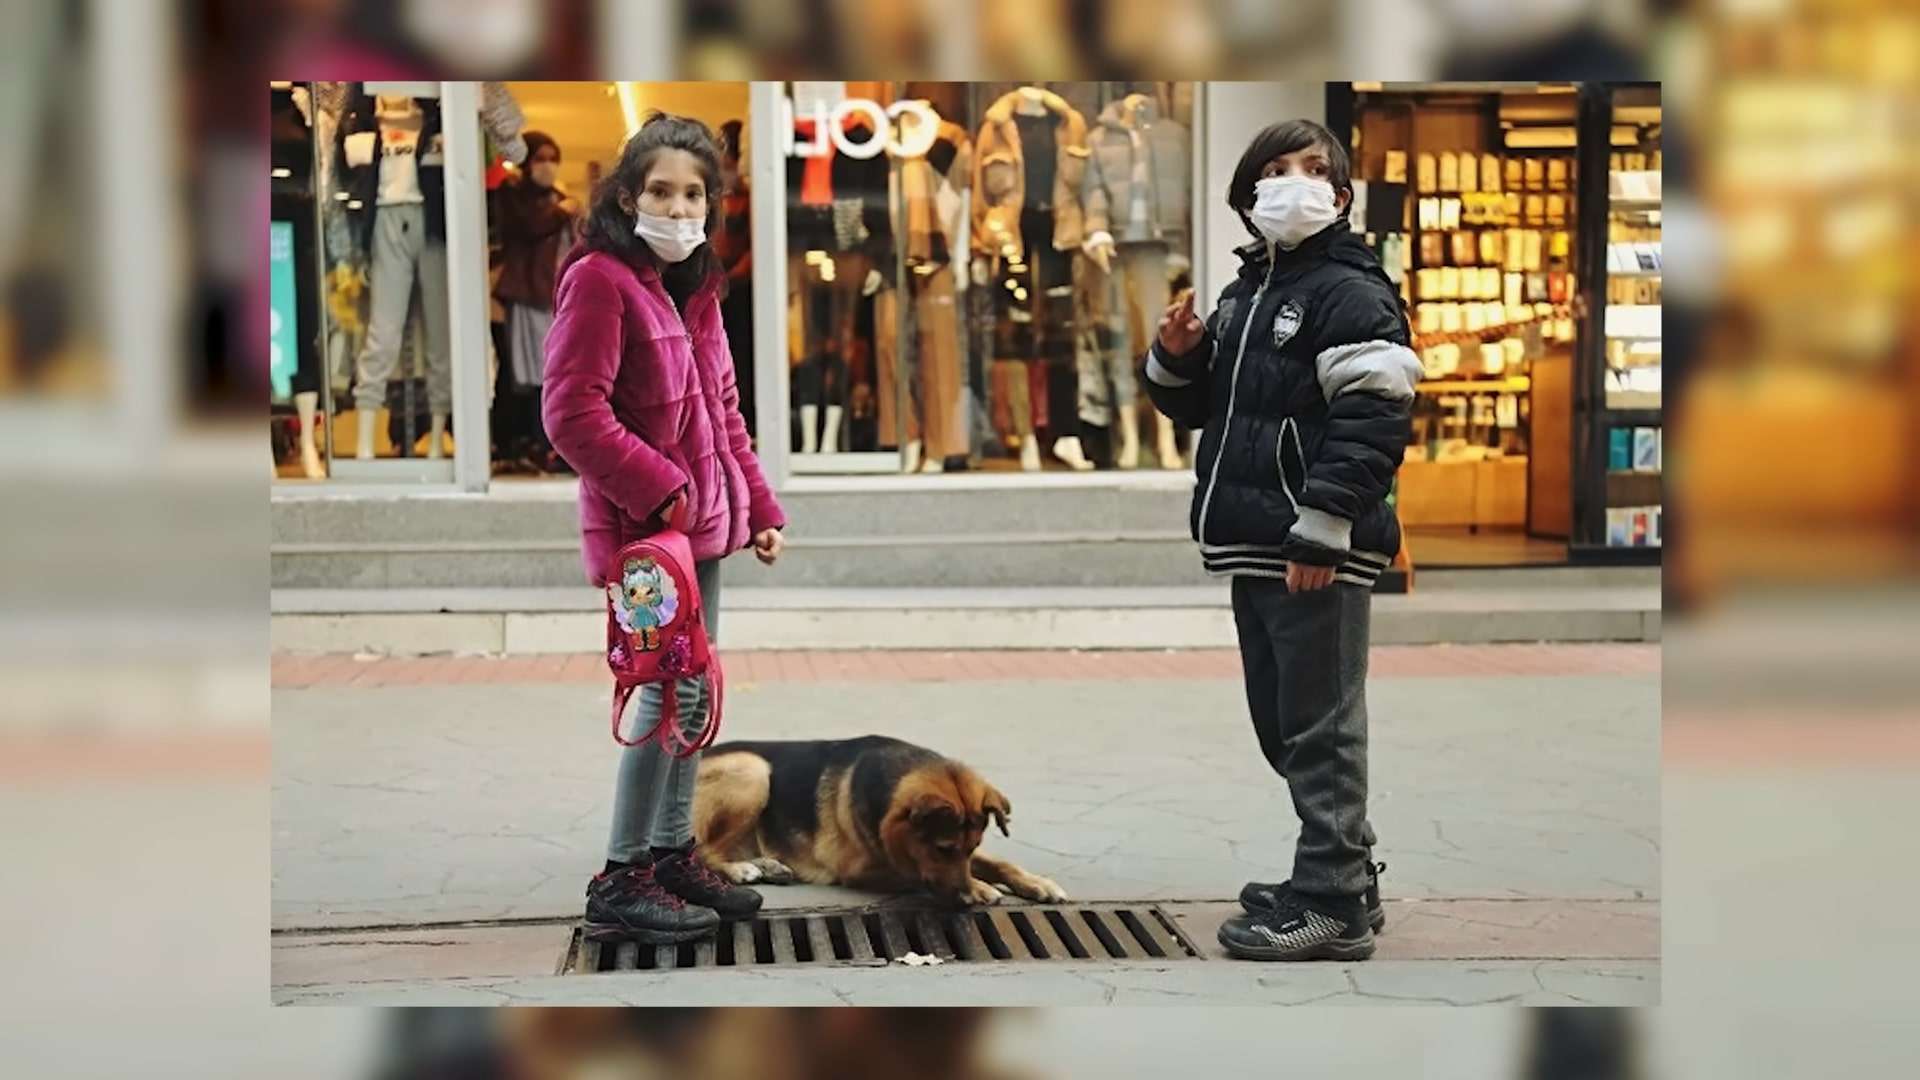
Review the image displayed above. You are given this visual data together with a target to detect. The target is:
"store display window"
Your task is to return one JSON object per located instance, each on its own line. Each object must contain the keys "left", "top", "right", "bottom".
{"left": 779, "top": 81, "right": 1198, "bottom": 476}
{"left": 1594, "top": 85, "right": 1663, "bottom": 552}
{"left": 270, "top": 81, "right": 466, "bottom": 482}
{"left": 487, "top": 82, "right": 752, "bottom": 479}
{"left": 1343, "top": 84, "right": 1586, "bottom": 563}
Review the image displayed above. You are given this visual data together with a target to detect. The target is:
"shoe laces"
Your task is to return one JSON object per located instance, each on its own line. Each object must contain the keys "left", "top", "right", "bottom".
{"left": 672, "top": 844, "right": 734, "bottom": 893}
{"left": 604, "top": 863, "right": 686, "bottom": 910}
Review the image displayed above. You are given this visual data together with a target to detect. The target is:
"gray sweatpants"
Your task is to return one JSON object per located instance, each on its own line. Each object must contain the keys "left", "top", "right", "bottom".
{"left": 607, "top": 558, "right": 721, "bottom": 862}
{"left": 1231, "top": 575, "right": 1379, "bottom": 898}
{"left": 353, "top": 203, "right": 452, "bottom": 415}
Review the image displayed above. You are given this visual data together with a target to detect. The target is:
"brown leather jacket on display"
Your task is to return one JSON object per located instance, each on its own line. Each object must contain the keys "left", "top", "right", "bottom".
{"left": 972, "top": 88, "right": 1090, "bottom": 262}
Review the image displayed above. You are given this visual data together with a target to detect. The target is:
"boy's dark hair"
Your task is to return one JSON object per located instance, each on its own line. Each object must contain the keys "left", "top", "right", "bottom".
{"left": 1228, "top": 118, "right": 1353, "bottom": 238}
{"left": 580, "top": 112, "right": 724, "bottom": 282}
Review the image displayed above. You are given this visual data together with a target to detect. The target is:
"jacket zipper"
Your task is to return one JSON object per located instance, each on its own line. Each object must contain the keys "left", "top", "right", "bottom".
{"left": 1196, "top": 250, "right": 1280, "bottom": 545}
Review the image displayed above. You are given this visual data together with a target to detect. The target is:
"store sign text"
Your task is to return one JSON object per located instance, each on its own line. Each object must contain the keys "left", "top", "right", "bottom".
{"left": 781, "top": 97, "right": 937, "bottom": 160}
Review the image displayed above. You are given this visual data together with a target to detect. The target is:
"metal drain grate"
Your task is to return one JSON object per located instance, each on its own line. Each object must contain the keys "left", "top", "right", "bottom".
{"left": 564, "top": 904, "right": 1202, "bottom": 973}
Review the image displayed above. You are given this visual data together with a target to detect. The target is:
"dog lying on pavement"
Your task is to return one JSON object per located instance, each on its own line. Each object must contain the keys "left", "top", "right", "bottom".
{"left": 692, "top": 736, "right": 1068, "bottom": 906}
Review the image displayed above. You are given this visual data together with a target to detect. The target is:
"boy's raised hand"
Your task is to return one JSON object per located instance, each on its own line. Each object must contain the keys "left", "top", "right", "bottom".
{"left": 1157, "top": 290, "right": 1205, "bottom": 357}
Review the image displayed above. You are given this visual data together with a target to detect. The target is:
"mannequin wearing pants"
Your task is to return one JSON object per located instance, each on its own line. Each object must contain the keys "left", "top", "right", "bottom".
{"left": 1079, "top": 242, "right": 1179, "bottom": 468}
{"left": 876, "top": 264, "right": 967, "bottom": 472}
{"left": 606, "top": 559, "right": 721, "bottom": 863}
{"left": 353, "top": 203, "right": 451, "bottom": 457}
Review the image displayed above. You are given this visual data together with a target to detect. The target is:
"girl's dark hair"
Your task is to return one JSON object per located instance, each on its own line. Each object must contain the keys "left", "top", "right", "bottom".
{"left": 580, "top": 112, "right": 724, "bottom": 283}
{"left": 1228, "top": 118, "right": 1353, "bottom": 238}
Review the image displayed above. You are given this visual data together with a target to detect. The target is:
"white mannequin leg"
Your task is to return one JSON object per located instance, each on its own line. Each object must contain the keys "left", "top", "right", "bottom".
{"left": 1116, "top": 408, "right": 1141, "bottom": 470}
{"left": 1052, "top": 435, "right": 1094, "bottom": 471}
{"left": 1156, "top": 412, "right": 1183, "bottom": 469}
{"left": 357, "top": 412, "right": 378, "bottom": 460}
{"left": 822, "top": 405, "right": 844, "bottom": 454}
{"left": 799, "top": 405, "right": 820, "bottom": 454}
{"left": 295, "top": 391, "right": 324, "bottom": 479}
{"left": 919, "top": 456, "right": 945, "bottom": 474}
{"left": 427, "top": 412, "right": 448, "bottom": 460}
{"left": 903, "top": 440, "right": 923, "bottom": 474}
{"left": 1019, "top": 434, "right": 1041, "bottom": 472}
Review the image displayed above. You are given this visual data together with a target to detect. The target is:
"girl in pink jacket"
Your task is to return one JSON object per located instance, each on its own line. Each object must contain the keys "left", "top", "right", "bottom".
{"left": 543, "top": 114, "right": 784, "bottom": 946}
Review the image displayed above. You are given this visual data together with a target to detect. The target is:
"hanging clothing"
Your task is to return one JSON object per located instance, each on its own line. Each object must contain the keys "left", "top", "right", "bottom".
{"left": 1084, "top": 95, "right": 1193, "bottom": 247}
{"left": 972, "top": 88, "right": 1090, "bottom": 262}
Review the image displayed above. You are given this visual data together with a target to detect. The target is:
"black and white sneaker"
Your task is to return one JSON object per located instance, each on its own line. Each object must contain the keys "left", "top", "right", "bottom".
{"left": 1240, "top": 861, "right": 1387, "bottom": 933}
{"left": 1217, "top": 891, "right": 1376, "bottom": 962}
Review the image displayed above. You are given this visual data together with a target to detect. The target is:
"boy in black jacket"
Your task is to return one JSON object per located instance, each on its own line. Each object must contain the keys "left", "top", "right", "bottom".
{"left": 1144, "top": 120, "right": 1421, "bottom": 961}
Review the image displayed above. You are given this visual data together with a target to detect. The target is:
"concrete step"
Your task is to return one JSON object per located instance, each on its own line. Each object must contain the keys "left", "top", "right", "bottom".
{"left": 271, "top": 477, "right": 1196, "bottom": 544}
{"left": 270, "top": 583, "right": 1661, "bottom": 654}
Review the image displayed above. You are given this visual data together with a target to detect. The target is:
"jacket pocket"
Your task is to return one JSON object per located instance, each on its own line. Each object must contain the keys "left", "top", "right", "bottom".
{"left": 1058, "top": 144, "right": 1090, "bottom": 195}
{"left": 981, "top": 154, "right": 1018, "bottom": 202}
{"left": 1275, "top": 416, "right": 1309, "bottom": 512}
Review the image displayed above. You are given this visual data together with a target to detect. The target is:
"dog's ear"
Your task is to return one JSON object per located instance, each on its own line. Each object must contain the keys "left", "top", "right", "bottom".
{"left": 981, "top": 784, "right": 1012, "bottom": 836}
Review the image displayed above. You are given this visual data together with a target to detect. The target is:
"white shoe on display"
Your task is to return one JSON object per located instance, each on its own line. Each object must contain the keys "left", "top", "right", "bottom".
{"left": 903, "top": 440, "right": 923, "bottom": 474}
{"left": 799, "top": 405, "right": 820, "bottom": 454}
{"left": 1019, "top": 435, "right": 1041, "bottom": 472}
{"left": 1052, "top": 436, "right": 1095, "bottom": 471}
{"left": 821, "top": 405, "right": 844, "bottom": 454}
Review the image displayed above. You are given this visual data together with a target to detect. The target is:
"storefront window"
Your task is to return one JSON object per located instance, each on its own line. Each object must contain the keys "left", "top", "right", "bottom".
{"left": 1347, "top": 84, "right": 1584, "bottom": 563}
{"left": 780, "top": 81, "right": 1198, "bottom": 475}
{"left": 271, "top": 81, "right": 464, "bottom": 482}
{"left": 489, "top": 82, "right": 753, "bottom": 479}
{"left": 270, "top": 81, "right": 755, "bottom": 486}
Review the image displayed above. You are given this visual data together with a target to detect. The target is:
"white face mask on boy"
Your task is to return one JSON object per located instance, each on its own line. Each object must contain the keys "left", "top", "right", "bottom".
{"left": 633, "top": 210, "right": 707, "bottom": 263}
{"left": 1250, "top": 175, "right": 1342, "bottom": 250}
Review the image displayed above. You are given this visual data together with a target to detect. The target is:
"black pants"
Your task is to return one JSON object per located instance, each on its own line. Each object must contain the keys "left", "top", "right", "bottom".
{"left": 1231, "top": 575, "right": 1379, "bottom": 898}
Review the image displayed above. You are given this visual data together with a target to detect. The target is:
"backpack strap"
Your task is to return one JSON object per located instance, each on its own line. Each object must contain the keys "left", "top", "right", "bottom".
{"left": 609, "top": 662, "right": 725, "bottom": 756}
{"left": 658, "top": 660, "right": 725, "bottom": 759}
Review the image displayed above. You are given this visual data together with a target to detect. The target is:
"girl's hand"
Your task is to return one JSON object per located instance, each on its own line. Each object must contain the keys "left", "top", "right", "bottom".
{"left": 753, "top": 528, "right": 785, "bottom": 566}
{"left": 1157, "top": 290, "right": 1205, "bottom": 356}
{"left": 655, "top": 492, "right": 688, "bottom": 529}
{"left": 1286, "top": 562, "right": 1336, "bottom": 593}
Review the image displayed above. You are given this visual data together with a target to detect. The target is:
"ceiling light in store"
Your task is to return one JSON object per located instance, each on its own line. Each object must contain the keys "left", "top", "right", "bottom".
{"left": 1014, "top": 287, "right": 1029, "bottom": 302}
{"left": 347, "top": 200, "right": 363, "bottom": 209}
{"left": 271, "top": 168, "right": 291, "bottom": 178}
{"left": 334, "top": 192, "right": 349, "bottom": 201}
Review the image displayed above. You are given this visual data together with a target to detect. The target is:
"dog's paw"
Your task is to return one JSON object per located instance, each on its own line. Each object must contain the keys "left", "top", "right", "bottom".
{"left": 721, "top": 861, "right": 765, "bottom": 885}
{"left": 1009, "top": 874, "right": 1069, "bottom": 904}
{"left": 959, "top": 878, "right": 1006, "bottom": 906}
{"left": 749, "top": 857, "right": 796, "bottom": 885}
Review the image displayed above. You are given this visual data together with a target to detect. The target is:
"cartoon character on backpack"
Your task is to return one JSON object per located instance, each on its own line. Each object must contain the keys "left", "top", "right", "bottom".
{"left": 608, "top": 556, "right": 679, "bottom": 651}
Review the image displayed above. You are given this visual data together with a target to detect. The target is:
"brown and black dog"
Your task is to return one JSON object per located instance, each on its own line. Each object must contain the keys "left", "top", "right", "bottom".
{"left": 691, "top": 736, "right": 1067, "bottom": 906}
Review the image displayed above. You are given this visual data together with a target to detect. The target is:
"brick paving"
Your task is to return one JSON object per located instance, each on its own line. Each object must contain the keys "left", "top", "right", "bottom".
{"left": 271, "top": 642, "right": 1661, "bottom": 689}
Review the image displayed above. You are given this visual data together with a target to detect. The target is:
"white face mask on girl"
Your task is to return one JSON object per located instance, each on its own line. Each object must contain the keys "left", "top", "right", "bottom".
{"left": 633, "top": 210, "right": 707, "bottom": 263}
{"left": 1250, "top": 175, "right": 1342, "bottom": 250}
{"left": 528, "top": 161, "right": 558, "bottom": 188}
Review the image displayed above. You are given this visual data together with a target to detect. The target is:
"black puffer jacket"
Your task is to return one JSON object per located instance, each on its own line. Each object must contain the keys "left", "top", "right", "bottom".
{"left": 1143, "top": 224, "right": 1421, "bottom": 584}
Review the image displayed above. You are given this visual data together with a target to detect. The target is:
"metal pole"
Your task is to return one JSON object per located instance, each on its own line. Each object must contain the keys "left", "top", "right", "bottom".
{"left": 438, "top": 82, "right": 491, "bottom": 492}
{"left": 749, "top": 82, "right": 792, "bottom": 489}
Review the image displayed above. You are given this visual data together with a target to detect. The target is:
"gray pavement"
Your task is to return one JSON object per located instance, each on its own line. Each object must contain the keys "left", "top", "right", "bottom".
{"left": 272, "top": 653, "right": 1659, "bottom": 1003}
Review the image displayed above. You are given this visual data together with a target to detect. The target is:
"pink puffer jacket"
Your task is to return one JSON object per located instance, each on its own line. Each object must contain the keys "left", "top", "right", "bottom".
{"left": 543, "top": 247, "right": 784, "bottom": 585}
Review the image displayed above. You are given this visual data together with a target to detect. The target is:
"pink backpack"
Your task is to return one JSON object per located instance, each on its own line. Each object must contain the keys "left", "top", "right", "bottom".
{"left": 603, "top": 507, "right": 723, "bottom": 756}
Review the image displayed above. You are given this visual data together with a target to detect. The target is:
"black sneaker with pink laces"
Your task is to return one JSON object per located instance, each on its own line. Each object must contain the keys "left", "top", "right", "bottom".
{"left": 652, "top": 843, "right": 765, "bottom": 920}
{"left": 583, "top": 858, "right": 720, "bottom": 944}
